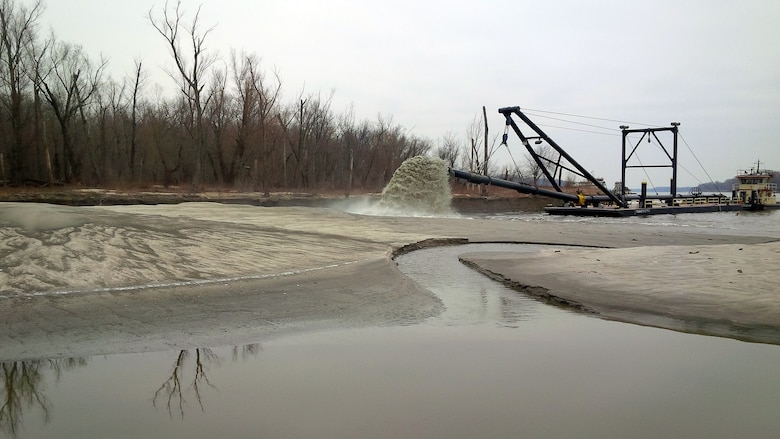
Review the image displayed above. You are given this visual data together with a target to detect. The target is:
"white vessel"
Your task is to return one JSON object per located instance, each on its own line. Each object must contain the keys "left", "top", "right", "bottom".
{"left": 732, "top": 161, "right": 777, "bottom": 210}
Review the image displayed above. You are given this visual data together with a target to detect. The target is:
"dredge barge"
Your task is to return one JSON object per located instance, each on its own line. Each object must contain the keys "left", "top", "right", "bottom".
{"left": 451, "top": 106, "right": 777, "bottom": 217}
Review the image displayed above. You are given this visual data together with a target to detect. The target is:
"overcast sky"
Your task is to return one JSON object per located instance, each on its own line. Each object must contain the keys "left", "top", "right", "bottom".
{"left": 41, "top": 0, "right": 779, "bottom": 188}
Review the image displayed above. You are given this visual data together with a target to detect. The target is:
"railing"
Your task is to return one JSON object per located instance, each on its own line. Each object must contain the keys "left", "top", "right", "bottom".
{"left": 736, "top": 168, "right": 777, "bottom": 176}
{"left": 674, "top": 196, "right": 731, "bottom": 206}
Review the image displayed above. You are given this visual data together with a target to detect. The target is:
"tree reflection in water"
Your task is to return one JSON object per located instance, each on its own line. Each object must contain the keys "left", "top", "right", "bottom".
{"left": 0, "top": 344, "right": 261, "bottom": 437}
{"left": 153, "top": 349, "right": 219, "bottom": 418}
{"left": 153, "top": 344, "right": 261, "bottom": 418}
{"left": 232, "top": 343, "right": 262, "bottom": 362}
{"left": 1, "top": 358, "right": 88, "bottom": 438}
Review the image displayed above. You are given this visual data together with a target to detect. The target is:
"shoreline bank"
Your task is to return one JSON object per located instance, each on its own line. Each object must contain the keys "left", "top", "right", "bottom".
{"left": 0, "top": 187, "right": 557, "bottom": 213}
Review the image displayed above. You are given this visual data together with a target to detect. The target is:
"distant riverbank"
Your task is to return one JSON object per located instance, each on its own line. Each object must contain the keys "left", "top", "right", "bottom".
{"left": 0, "top": 187, "right": 557, "bottom": 213}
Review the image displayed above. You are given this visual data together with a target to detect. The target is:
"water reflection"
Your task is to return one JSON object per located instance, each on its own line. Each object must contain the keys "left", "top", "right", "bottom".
{"left": 0, "top": 358, "right": 86, "bottom": 438}
{"left": 151, "top": 345, "right": 262, "bottom": 418}
{"left": 153, "top": 349, "right": 220, "bottom": 418}
{"left": 395, "top": 243, "right": 563, "bottom": 327}
{"left": 1, "top": 345, "right": 260, "bottom": 438}
{"left": 232, "top": 343, "right": 262, "bottom": 362}
{"left": 6, "top": 243, "right": 780, "bottom": 438}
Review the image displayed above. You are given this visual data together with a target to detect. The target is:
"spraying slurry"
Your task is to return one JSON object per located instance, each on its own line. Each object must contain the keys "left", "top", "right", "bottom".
{"left": 380, "top": 155, "right": 452, "bottom": 215}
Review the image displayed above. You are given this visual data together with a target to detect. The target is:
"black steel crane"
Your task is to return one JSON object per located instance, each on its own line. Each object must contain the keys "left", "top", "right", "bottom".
{"left": 450, "top": 106, "right": 683, "bottom": 209}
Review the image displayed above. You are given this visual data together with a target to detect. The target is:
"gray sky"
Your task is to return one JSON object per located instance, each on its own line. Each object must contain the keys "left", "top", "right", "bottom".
{"left": 42, "top": 0, "right": 779, "bottom": 188}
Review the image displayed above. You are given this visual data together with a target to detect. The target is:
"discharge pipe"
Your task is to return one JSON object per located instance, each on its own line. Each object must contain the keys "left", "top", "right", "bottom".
{"left": 449, "top": 168, "right": 681, "bottom": 206}
{"left": 449, "top": 168, "right": 724, "bottom": 210}
{"left": 451, "top": 168, "right": 589, "bottom": 205}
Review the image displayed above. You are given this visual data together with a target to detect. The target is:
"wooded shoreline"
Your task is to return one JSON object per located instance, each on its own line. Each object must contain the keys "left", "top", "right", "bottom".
{"left": 0, "top": 187, "right": 557, "bottom": 212}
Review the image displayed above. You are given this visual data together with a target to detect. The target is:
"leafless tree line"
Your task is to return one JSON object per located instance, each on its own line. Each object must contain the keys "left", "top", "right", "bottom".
{"left": 0, "top": 0, "right": 432, "bottom": 193}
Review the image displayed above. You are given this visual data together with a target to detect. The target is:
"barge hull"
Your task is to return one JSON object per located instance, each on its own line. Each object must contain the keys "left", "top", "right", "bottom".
{"left": 544, "top": 204, "right": 779, "bottom": 217}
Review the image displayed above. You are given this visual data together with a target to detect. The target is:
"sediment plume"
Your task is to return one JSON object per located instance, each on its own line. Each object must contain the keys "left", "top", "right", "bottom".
{"left": 380, "top": 156, "right": 452, "bottom": 214}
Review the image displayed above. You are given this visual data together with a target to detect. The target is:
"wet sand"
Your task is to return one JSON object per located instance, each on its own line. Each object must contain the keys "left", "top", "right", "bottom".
{"left": 460, "top": 242, "right": 780, "bottom": 344}
{"left": 2, "top": 203, "right": 779, "bottom": 361}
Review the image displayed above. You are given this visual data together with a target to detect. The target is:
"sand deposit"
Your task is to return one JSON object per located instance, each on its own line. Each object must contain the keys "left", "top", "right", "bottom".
{"left": 2, "top": 202, "right": 779, "bottom": 360}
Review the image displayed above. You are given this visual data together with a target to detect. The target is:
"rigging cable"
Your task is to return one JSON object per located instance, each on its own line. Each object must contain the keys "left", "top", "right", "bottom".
{"left": 630, "top": 147, "right": 659, "bottom": 195}
{"left": 523, "top": 112, "right": 621, "bottom": 134}
{"left": 677, "top": 164, "right": 709, "bottom": 192}
{"left": 679, "top": 132, "right": 724, "bottom": 195}
{"left": 480, "top": 126, "right": 525, "bottom": 181}
{"left": 522, "top": 107, "right": 664, "bottom": 128}
{"left": 502, "top": 141, "right": 526, "bottom": 181}
{"left": 524, "top": 121, "right": 622, "bottom": 137}
{"left": 501, "top": 108, "right": 723, "bottom": 195}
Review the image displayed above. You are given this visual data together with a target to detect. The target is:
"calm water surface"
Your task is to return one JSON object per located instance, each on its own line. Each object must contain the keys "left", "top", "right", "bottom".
{"left": 4, "top": 213, "right": 780, "bottom": 438}
{"left": 489, "top": 209, "right": 780, "bottom": 238}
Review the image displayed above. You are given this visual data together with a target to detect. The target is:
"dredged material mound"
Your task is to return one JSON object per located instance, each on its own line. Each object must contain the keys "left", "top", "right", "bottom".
{"left": 380, "top": 156, "right": 452, "bottom": 214}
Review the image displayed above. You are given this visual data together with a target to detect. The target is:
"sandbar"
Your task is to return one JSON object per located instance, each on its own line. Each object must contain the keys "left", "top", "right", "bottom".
{"left": 1, "top": 202, "right": 778, "bottom": 361}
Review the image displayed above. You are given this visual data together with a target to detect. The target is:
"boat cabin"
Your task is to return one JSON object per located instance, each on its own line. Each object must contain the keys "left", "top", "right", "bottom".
{"left": 732, "top": 165, "right": 777, "bottom": 206}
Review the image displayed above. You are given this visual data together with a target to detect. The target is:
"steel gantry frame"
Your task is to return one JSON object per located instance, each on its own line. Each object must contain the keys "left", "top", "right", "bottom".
{"left": 619, "top": 123, "right": 680, "bottom": 205}
{"left": 498, "top": 106, "right": 626, "bottom": 207}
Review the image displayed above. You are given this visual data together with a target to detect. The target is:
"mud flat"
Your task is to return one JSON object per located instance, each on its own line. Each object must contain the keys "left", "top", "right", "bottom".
{"left": 1, "top": 202, "right": 779, "bottom": 361}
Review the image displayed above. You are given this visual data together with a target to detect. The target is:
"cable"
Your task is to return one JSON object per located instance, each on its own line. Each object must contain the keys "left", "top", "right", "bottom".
{"left": 502, "top": 108, "right": 725, "bottom": 196}
{"left": 632, "top": 150, "right": 659, "bottom": 195}
{"left": 522, "top": 107, "right": 665, "bottom": 128}
{"left": 530, "top": 122, "right": 622, "bottom": 138}
{"left": 523, "top": 112, "right": 620, "bottom": 133}
{"left": 503, "top": 142, "right": 525, "bottom": 181}
{"left": 679, "top": 133, "right": 724, "bottom": 195}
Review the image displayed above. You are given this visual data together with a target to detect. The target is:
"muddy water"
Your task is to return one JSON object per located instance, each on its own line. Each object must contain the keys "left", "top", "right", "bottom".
{"left": 5, "top": 244, "right": 780, "bottom": 439}
{"left": 380, "top": 155, "right": 452, "bottom": 214}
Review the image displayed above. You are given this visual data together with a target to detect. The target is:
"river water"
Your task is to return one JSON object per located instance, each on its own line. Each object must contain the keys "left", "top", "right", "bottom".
{"left": 487, "top": 209, "right": 780, "bottom": 239}
{"left": 2, "top": 207, "right": 780, "bottom": 438}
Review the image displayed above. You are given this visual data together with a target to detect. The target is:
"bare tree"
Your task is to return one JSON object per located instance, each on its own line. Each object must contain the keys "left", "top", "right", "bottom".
{"left": 436, "top": 131, "right": 460, "bottom": 169}
{"left": 230, "top": 51, "right": 281, "bottom": 192}
{"left": 91, "top": 78, "right": 121, "bottom": 182}
{"left": 0, "top": 0, "right": 43, "bottom": 183}
{"left": 277, "top": 91, "right": 334, "bottom": 188}
{"left": 36, "top": 37, "right": 106, "bottom": 183}
{"left": 340, "top": 115, "right": 372, "bottom": 192}
{"left": 336, "top": 104, "right": 356, "bottom": 196}
{"left": 206, "top": 65, "right": 230, "bottom": 184}
{"left": 146, "top": 94, "right": 185, "bottom": 187}
{"left": 149, "top": 0, "right": 217, "bottom": 189}
{"left": 305, "top": 94, "right": 335, "bottom": 186}
{"left": 466, "top": 112, "right": 484, "bottom": 174}
{"left": 525, "top": 142, "right": 555, "bottom": 186}
{"left": 128, "top": 59, "right": 146, "bottom": 181}
{"left": 356, "top": 113, "right": 389, "bottom": 188}
{"left": 251, "top": 60, "right": 281, "bottom": 195}
{"left": 28, "top": 33, "right": 50, "bottom": 182}
{"left": 229, "top": 50, "right": 258, "bottom": 187}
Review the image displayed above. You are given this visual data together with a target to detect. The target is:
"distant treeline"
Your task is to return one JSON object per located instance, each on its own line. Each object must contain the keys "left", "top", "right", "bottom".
{"left": 650, "top": 175, "right": 780, "bottom": 195}
{"left": 0, "top": 1, "right": 457, "bottom": 193}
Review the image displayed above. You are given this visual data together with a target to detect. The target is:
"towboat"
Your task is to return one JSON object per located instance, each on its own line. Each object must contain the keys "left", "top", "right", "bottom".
{"left": 732, "top": 162, "right": 777, "bottom": 211}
